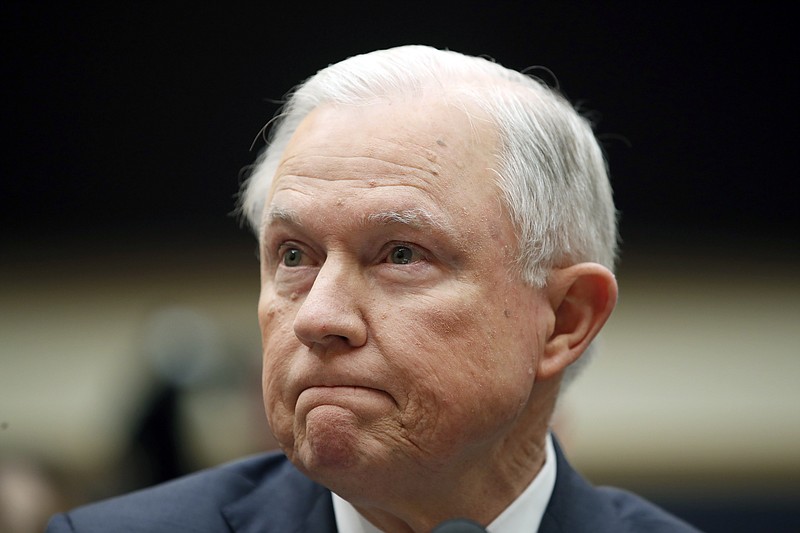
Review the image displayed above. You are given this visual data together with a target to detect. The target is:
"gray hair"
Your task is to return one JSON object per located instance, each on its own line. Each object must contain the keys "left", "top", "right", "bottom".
{"left": 238, "top": 45, "right": 618, "bottom": 383}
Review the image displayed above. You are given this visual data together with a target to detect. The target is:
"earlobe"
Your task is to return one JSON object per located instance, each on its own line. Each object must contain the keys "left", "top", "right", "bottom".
{"left": 538, "top": 263, "right": 618, "bottom": 380}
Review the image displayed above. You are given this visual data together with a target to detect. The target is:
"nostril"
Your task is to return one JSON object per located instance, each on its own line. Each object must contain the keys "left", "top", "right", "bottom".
{"left": 291, "top": 264, "right": 368, "bottom": 348}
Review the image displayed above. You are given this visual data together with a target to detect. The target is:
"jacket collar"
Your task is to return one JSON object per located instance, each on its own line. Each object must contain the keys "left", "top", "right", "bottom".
{"left": 219, "top": 436, "right": 613, "bottom": 533}
{"left": 221, "top": 457, "right": 336, "bottom": 533}
{"left": 538, "top": 437, "right": 620, "bottom": 533}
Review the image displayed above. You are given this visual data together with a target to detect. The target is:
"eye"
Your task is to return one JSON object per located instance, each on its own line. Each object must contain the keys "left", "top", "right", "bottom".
{"left": 388, "top": 245, "right": 416, "bottom": 265}
{"left": 282, "top": 247, "right": 304, "bottom": 267}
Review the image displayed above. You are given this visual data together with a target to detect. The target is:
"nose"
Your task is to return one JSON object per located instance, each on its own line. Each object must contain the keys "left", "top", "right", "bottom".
{"left": 292, "top": 258, "right": 368, "bottom": 349}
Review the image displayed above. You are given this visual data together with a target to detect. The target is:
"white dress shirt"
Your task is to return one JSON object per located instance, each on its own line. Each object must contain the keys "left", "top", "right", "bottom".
{"left": 332, "top": 433, "right": 557, "bottom": 532}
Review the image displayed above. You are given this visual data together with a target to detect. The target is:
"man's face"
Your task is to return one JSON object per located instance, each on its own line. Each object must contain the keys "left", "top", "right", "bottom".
{"left": 258, "top": 98, "right": 552, "bottom": 489}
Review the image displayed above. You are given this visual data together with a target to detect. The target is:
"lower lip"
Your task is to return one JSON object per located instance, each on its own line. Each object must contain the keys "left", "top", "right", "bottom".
{"left": 297, "top": 386, "right": 394, "bottom": 413}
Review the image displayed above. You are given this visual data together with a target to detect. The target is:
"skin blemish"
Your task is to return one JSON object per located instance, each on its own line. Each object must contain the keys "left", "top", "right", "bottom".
{"left": 264, "top": 303, "right": 279, "bottom": 319}
{"left": 436, "top": 139, "right": 446, "bottom": 147}
{"left": 504, "top": 309, "right": 510, "bottom": 318}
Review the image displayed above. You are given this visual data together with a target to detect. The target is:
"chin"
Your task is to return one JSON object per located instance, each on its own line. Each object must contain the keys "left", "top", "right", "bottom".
{"left": 294, "top": 405, "right": 366, "bottom": 472}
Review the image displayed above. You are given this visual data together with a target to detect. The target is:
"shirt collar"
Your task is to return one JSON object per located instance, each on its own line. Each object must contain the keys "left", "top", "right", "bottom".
{"left": 332, "top": 433, "right": 557, "bottom": 532}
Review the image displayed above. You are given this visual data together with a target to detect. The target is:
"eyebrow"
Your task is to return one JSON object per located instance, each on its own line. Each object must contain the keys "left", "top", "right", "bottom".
{"left": 263, "top": 205, "right": 301, "bottom": 226}
{"left": 261, "top": 205, "right": 453, "bottom": 235}
{"left": 258, "top": 205, "right": 293, "bottom": 238}
{"left": 365, "top": 208, "right": 451, "bottom": 232}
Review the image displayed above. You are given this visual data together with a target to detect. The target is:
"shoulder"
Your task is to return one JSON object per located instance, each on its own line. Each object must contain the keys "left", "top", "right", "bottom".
{"left": 542, "top": 438, "right": 701, "bottom": 533}
{"left": 46, "top": 452, "right": 314, "bottom": 533}
{"left": 595, "top": 486, "right": 701, "bottom": 532}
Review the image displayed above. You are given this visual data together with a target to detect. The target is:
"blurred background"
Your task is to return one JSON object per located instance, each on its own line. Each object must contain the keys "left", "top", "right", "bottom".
{"left": 1, "top": 2, "right": 798, "bottom": 532}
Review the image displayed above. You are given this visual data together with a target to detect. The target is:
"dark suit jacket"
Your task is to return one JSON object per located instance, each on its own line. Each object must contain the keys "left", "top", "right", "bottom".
{"left": 47, "top": 440, "right": 700, "bottom": 532}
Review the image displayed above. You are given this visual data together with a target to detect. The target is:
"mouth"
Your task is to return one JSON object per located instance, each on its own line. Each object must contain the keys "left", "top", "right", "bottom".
{"left": 296, "top": 385, "right": 397, "bottom": 415}
{"left": 299, "top": 384, "right": 392, "bottom": 401}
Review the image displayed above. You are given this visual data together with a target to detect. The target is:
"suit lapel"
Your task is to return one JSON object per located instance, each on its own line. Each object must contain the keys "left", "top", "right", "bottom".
{"left": 218, "top": 438, "right": 619, "bottom": 533}
{"left": 221, "top": 459, "right": 336, "bottom": 533}
{"left": 538, "top": 437, "right": 619, "bottom": 533}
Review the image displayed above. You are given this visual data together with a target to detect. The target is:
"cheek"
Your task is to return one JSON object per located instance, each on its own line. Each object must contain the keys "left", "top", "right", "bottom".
{"left": 403, "top": 288, "right": 539, "bottom": 376}
{"left": 258, "top": 292, "right": 298, "bottom": 441}
{"left": 384, "top": 290, "right": 539, "bottom": 446}
{"left": 258, "top": 288, "right": 298, "bottom": 362}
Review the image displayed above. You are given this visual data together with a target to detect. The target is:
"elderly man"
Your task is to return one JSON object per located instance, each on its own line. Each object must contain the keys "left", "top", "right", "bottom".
{"left": 48, "top": 46, "right": 698, "bottom": 532}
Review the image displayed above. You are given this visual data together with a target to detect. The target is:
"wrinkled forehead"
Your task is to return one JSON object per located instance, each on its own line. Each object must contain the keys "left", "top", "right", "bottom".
{"left": 267, "top": 94, "right": 499, "bottom": 196}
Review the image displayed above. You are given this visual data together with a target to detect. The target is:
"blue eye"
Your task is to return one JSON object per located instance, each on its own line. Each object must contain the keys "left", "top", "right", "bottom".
{"left": 389, "top": 246, "right": 415, "bottom": 265}
{"left": 283, "top": 248, "right": 303, "bottom": 267}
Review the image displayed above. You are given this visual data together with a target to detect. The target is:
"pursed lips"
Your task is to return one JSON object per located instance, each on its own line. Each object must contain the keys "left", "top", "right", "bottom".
{"left": 289, "top": 362, "right": 394, "bottom": 401}
{"left": 295, "top": 384, "right": 397, "bottom": 413}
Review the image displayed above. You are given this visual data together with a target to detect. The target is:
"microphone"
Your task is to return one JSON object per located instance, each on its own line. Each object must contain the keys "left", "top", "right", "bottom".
{"left": 431, "top": 518, "right": 487, "bottom": 532}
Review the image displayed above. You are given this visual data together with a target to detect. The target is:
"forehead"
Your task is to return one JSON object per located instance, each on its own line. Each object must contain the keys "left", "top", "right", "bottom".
{"left": 273, "top": 96, "right": 497, "bottom": 189}
{"left": 264, "top": 98, "right": 504, "bottom": 232}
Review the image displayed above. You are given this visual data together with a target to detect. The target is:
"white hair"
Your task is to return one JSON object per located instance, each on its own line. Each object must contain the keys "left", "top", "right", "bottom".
{"left": 238, "top": 45, "right": 618, "bottom": 383}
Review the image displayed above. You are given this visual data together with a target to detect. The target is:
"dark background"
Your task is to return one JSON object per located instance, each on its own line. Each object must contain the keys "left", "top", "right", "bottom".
{"left": 2, "top": 2, "right": 797, "bottom": 255}
{"left": 2, "top": 3, "right": 798, "bottom": 532}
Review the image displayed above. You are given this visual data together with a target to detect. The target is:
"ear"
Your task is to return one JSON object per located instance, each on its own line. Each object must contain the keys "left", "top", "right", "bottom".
{"left": 537, "top": 263, "right": 618, "bottom": 380}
